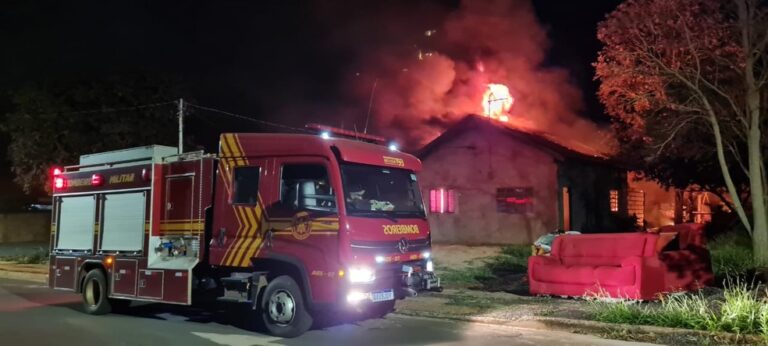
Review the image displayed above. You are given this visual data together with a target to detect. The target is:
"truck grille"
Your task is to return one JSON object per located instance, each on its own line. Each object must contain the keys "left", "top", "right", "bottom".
{"left": 350, "top": 238, "right": 430, "bottom": 254}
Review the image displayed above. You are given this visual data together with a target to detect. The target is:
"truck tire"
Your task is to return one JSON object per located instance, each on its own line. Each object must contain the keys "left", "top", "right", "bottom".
{"left": 259, "top": 275, "right": 313, "bottom": 338}
{"left": 82, "top": 269, "right": 113, "bottom": 315}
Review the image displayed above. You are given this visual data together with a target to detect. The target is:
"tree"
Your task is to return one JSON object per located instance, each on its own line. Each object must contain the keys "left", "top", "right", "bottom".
{"left": 2, "top": 75, "right": 182, "bottom": 194}
{"left": 596, "top": 0, "right": 768, "bottom": 265}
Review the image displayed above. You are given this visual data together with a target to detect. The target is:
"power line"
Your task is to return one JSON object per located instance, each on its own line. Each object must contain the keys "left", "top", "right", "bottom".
{"left": 185, "top": 103, "right": 313, "bottom": 133}
{"left": 16, "top": 101, "right": 177, "bottom": 117}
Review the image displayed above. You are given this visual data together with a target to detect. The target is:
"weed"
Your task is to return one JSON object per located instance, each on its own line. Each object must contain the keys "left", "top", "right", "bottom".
{"left": 590, "top": 279, "right": 768, "bottom": 337}
{"left": 0, "top": 247, "right": 49, "bottom": 264}
{"left": 709, "top": 231, "right": 754, "bottom": 279}
{"left": 436, "top": 244, "right": 530, "bottom": 288}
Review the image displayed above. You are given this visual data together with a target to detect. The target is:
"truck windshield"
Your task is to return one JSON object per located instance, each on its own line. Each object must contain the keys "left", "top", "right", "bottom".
{"left": 340, "top": 163, "right": 426, "bottom": 219}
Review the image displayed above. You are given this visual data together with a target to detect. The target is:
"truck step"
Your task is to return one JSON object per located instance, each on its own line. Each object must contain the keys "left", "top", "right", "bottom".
{"left": 216, "top": 292, "right": 252, "bottom": 304}
{"left": 217, "top": 272, "right": 268, "bottom": 305}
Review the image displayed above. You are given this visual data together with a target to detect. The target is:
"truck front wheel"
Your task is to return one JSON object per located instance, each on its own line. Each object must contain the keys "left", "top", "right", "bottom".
{"left": 259, "top": 275, "right": 313, "bottom": 338}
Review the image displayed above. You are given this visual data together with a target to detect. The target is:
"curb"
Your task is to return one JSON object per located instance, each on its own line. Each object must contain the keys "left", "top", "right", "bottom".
{"left": 395, "top": 309, "right": 765, "bottom": 345}
{"left": 0, "top": 264, "right": 48, "bottom": 284}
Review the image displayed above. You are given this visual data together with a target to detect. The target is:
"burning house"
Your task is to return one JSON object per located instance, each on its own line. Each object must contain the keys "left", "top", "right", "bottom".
{"left": 417, "top": 114, "right": 631, "bottom": 245}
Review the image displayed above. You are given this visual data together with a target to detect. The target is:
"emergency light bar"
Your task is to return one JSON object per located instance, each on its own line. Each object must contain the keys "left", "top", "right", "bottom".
{"left": 306, "top": 124, "right": 386, "bottom": 144}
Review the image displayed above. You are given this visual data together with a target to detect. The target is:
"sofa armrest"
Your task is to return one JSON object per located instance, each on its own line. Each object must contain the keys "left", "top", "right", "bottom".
{"left": 621, "top": 256, "right": 666, "bottom": 299}
{"left": 528, "top": 255, "right": 561, "bottom": 267}
{"left": 528, "top": 255, "right": 561, "bottom": 285}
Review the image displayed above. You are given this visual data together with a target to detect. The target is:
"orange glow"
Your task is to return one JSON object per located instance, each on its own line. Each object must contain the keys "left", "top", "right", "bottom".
{"left": 482, "top": 83, "right": 514, "bottom": 119}
{"left": 104, "top": 256, "right": 113, "bottom": 266}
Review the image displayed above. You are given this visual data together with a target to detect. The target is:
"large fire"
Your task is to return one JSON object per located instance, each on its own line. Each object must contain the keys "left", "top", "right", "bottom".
{"left": 482, "top": 83, "right": 514, "bottom": 122}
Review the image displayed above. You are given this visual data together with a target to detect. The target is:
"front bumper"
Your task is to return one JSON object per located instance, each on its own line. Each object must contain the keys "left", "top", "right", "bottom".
{"left": 344, "top": 260, "right": 442, "bottom": 306}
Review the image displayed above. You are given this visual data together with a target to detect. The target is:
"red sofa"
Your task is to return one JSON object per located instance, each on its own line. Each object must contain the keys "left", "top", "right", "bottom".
{"left": 528, "top": 224, "right": 713, "bottom": 300}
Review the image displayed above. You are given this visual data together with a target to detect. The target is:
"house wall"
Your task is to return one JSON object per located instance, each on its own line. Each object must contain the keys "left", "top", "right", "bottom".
{"left": 0, "top": 212, "right": 51, "bottom": 243}
{"left": 419, "top": 126, "right": 559, "bottom": 245}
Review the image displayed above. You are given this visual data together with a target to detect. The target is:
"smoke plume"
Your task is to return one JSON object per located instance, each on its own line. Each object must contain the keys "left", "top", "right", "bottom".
{"left": 346, "top": 0, "right": 615, "bottom": 154}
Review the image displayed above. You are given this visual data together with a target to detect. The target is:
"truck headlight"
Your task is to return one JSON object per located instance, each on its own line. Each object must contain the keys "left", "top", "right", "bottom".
{"left": 426, "top": 260, "right": 434, "bottom": 272}
{"left": 348, "top": 266, "right": 376, "bottom": 283}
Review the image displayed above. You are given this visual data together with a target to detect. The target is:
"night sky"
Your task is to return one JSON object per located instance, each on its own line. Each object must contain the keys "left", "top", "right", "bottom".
{"left": 0, "top": 0, "right": 623, "bottom": 199}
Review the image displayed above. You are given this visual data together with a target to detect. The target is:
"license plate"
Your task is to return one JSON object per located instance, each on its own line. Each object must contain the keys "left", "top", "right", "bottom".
{"left": 371, "top": 289, "right": 394, "bottom": 302}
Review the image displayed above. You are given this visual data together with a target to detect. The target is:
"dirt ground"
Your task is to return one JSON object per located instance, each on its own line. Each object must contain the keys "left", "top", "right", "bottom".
{"left": 432, "top": 244, "right": 505, "bottom": 269}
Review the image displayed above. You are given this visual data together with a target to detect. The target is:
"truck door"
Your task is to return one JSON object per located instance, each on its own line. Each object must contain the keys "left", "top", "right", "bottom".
{"left": 265, "top": 158, "right": 340, "bottom": 266}
{"left": 210, "top": 158, "right": 267, "bottom": 267}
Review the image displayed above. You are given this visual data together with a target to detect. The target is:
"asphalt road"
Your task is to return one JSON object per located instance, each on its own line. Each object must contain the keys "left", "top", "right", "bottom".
{"left": 0, "top": 277, "right": 656, "bottom": 346}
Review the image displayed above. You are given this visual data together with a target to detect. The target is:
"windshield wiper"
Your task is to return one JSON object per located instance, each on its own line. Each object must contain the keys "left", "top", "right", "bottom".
{"left": 350, "top": 210, "right": 399, "bottom": 222}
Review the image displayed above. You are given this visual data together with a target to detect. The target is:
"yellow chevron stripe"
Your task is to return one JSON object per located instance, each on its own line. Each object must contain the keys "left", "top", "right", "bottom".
{"left": 225, "top": 206, "right": 249, "bottom": 266}
{"left": 231, "top": 206, "right": 260, "bottom": 267}
{"left": 237, "top": 197, "right": 267, "bottom": 267}
{"left": 219, "top": 161, "right": 232, "bottom": 196}
{"left": 238, "top": 206, "right": 265, "bottom": 267}
{"left": 220, "top": 205, "right": 245, "bottom": 265}
{"left": 229, "top": 206, "right": 255, "bottom": 266}
{"left": 223, "top": 134, "right": 245, "bottom": 166}
{"left": 225, "top": 134, "right": 241, "bottom": 156}
{"left": 233, "top": 134, "right": 248, "bottom": 164}
{"left": 220, "top": 135, "right": 232, "bottom": 157}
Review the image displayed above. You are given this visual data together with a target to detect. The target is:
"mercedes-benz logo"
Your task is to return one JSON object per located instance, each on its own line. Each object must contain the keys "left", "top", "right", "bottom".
{"left": 397, "top": 238, "right": 409, "bottom": 254}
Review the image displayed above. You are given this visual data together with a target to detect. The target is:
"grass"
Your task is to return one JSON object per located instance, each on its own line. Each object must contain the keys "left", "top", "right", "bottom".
{"left": 590, "top": 280, "right": 768, "bottom": 337}
{"left": 709, "top": 231, "right": 755, "bottom": 279}
{"left": 0, "top": 247, "right": 49, "bottom": 264}
{"left": 436, "top": 244, "right": 530, "bottom": 288}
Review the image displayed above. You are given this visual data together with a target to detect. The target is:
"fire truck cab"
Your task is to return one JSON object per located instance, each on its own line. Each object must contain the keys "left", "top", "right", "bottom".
{"left": 48, "top": 127, "right": 440, "bottom": 337}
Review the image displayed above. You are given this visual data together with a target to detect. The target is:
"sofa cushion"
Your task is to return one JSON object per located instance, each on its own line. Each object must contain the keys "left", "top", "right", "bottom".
{"left": 553, "top": 233, "right": 659, "bottom": 266}
{"left": 533, "top": 264, "right": 596, "bottom": 285}
{"left": 594, "top": 266, "right": 636, "bottom": 286}
{"left": 560, "top": 256, "right": 627, "bottom": 267}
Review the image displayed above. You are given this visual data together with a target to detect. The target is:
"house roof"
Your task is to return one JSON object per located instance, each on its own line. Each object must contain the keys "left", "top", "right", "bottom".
{"left": 417, "top": 115, "right": 611, "bottom": 163}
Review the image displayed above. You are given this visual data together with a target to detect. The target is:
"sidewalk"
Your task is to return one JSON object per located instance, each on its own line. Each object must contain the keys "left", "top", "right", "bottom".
{"left": 0, "top": 261, "right": 48, "bottom": 283}
{"left": 0, "top": 260, "right": 760, "bottom": 345}
{"left": 395, "top": 289, "right": 762, "bottom": 346}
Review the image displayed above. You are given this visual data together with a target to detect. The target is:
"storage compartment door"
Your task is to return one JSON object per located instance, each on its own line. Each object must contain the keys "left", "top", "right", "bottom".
{"left": 52, "top": 257, "right": 77, "bottom": 290}
{"left": 138, "top": 270, "right": 164, "bottom": 299}
{"left": 101, "top": 192, "right": 146, "bottom": 252}
{"left": 112, "top": 259, "right": 137, "bottom": 296}
{"left": 56, "top": 196, "right": 96, "bottom": 251}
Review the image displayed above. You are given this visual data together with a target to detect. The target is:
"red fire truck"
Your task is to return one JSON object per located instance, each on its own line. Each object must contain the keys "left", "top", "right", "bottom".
{"left": 48, "top": 126, "right": 440, "bottom": 337}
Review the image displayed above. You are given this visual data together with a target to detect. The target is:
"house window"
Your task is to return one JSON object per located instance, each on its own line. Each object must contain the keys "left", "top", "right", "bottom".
{"left": 609, "top": 189, "right": 619, "bottom": 212}
{"left": 232, "top": 166, "right": 260, "bottom": 204}
{"left": 496, "top": 187, "right": 533, "bottom": 214}
{"left": 429, "top": 188, "right": 456, "bottom": 214}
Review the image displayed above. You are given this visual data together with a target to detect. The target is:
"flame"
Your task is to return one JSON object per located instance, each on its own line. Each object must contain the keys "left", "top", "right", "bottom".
{"left": 482, "top": 83, "right": 514, "bottom": 121}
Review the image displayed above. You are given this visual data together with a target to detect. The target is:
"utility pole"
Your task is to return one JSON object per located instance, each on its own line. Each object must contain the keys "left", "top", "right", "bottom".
{"left": 177, "top": 98, "right": 184, "bottom": 154}
{"left": 363, "top": 78, "right": 378, "bottom": 134}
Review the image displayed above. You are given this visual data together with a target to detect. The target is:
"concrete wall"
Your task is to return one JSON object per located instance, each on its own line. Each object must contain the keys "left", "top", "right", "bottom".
{"left": 420, "top": 126, "right": 559, "bottom": 245}
{"left": 0, "top": 212, "right": 51, "bottom": 243}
